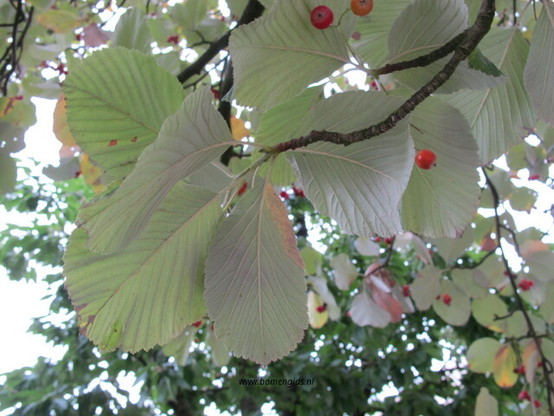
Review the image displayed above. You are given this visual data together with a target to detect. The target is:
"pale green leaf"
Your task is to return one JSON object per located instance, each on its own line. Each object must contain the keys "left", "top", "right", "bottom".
{"left": 288, "top": 91, "right": 413, "bottom": 237}
{"left": 64, "top": 182, "right": 222, "bottom": 352}
{"left": 255, "top": 87, "right": 323, "bottom": 146}
{"left": 386, "top": 0, "right": 505, "bottom": 93}
{"left": 540, "top": 283, "right": 554, "bottom": 323}
{"left": 171, "top": 0, "right": 208, "bottom": 30}
{"left": 467, "top": 337, "right": 501, "bottom": 373}
{"left": 307, "top": 290, "right": 329, "bottom": 329}
{"left": 410, "top": 265, "right": 441, "bottom": 311}
{"left": 162, "top": 326, "right": 198, "bottom": 366}
{"left": 475, "top": 388, "right": 498, "bottom": 416}
{"left": 64, "top": 48, "right": 185, "bottom": 181}
{"left": 330, "top": 253, "right": 358, "bottom": 290}
{"left": 229, "top": 0, "right": 350, "bottom": 110}
{"left": 432, "top": 280, "right": 471, "bottom": 326}
{"left": 472, "top": 294, "right": 508, "bottom": 333}
{"left": 432, "top": 226, "right": 475, "bottom": 263}
{"left": 402, "top": 98, "right": 480, "bottom": 238}
{"left": 206, "top": 327, "right": 231, "bottom": 367}
{"left": 506, "top": 311, "right": 527, "bottom": 338}
{"left": 524, "top": 1, "right": 554, "bottom": 126}
{"left": 447, "top": 29, "right": 536, "bottom": 163}
{"left": 78, "top": 87, "right": 235, "bottom": 254}
{"left": 523, "top": 249, "right": 554, "bottom": 283}
{"left": 112, "top": 8, "right": 152, "bottom": 52}
{"left": 301, "top": 245, "right": 321, "bottom": 276}
{"left": 351, "top": 0, "right": 411, "bottom": 67}
{"left": 204, "top": 180, "right": 307, "bottom": 365}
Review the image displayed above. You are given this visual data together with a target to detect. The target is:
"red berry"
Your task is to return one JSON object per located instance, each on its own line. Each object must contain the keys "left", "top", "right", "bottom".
{"left": 167, "top": 35, "right": 179, "bottom": 44}
{"left": 384, "top": 237, "right": 394, "bottom": 245}
{"left": 293, "top": 186, "right": 305, "bottom": 198}
{"left": 279, "top": 191, "right": 289, "bottom": 200}
{"left": 316, "top": 304, "right": 327, "bottom": 313}
{"left": 533, "top": 400, "right": 541, "bottom": 408}
{"left": 210, "top": 87, "right": 220, "bottom": 99}
{"left": 442, "top": 293, "right": 452, "bottom": 306}
{"left": 351, "top": 0, "right": 374, "bottom": 16}
{"left": 415, "top": 149, "right": 437, "bottom": 170}
{"left": 192, "top": 320, "right": 202, "bottom": 328}
{"left": 518, "top": 390, "right": 531, "bottom": 401}
{"left": 310, "top": 6, "right": 333, "bottom": 30}
{"left": 237, "top": 182, "right": 248, "bottom": 196}
{"left": 529, "top": 174, "right": 540, "bottom": 180}
{"left": 374, "top": 237, "right": 382, "bottom": 242}
{"left": 402, "top": 285, "right": 410, "bottom": 297}
{"left": 513, "top": 365, "right": 525, "bottom": 374}
{"left": 518, "top": 279, "right": 534, "bottom": 291}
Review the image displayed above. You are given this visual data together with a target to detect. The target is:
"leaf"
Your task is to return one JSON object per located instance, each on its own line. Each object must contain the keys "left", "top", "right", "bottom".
{"left": 255, "top": 87, "right": 322, "bottom": 146}
{"left": 78, "top": 87, "right": 235, "bottom": 254}
{"left": 386, "top": 0, "right": 505, "bottom": 93}
{"left": 467, "top": 337, "right": 501, "bottom": 373}
{"left": 540, "top": 283, "right": 554, "bottom": 323}
{"left": 401, "top": 98, "right": 480, "bottom": 238}
{"left": 410, "top": 265, "right": 441, "bottom": 311}
{"left": 447, "top": 29, "right": 536, "bottom": 163}
{"left": 522, "top": 248, "right": 554, "bottom": 283}
{"left": 162, "top": 326, "right": 198, "bottom": 366}
{"left": 64, "top": 182, "right": 222, "bottom": 353}
{"left": 475, "top": 387, "right": 498, "bottom": 416}
{"left": 330, "top": 253, "right": 358, "bottom": 290}
{"left": 112, "top": 8, "right": 152, "bottom": 53}
{"left": 524, "top": 1, "right": 554, "bottom": 126}
{"left": 352, "top": 0, "right": 412, "bottom": 67}
{"left": 36, "top": 9, "right": 80, "bottom": 33}
{"left": 308, "top": 276, "right": 341, "bottom": 320}
{"left": 468, "top": 48, "right": 504, "bottom": 77}
{"left": 307, "top": 291, "right": 329, "bottom": 329}
{"left": 493, "top": 344, "right": 517, "bottom": 388}
{"left": 229, "top": 0, "right": 350, "bottom": 109}
{"left": 0, "top": 153, "right": 16, "bottom": 195}
{"left": 354, "top": 237, "right": 380, "bottom": 257}
{"left": 288, "top": 91, "right": 413, "bottom": 237}
{"left": 206, "top": 326, "right": 231, "bottom": 367}
{"left": 432, "top": 280, "right": 471, "bottom": 326}
{"left": 472, "top": 294, "right": 508, "bottom": 333}
{"left": 53, "top": 95, "right": 77, "bottom": 148}
{"left": 432, "top": 226, "right": 475, "bottom": 263}
{"left": 204, "top": 180, "right": 307, "bottom": 365}
{"left": 64, "top": 47, "right": 185, "bottom": 181}
{"left": 349, "top": 291, "right": 391, "bottom": 328}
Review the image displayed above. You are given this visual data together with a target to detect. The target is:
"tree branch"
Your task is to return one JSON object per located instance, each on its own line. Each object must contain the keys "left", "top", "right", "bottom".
{"left": 176, "top": 0, "right": 264, "bottom": 84}
{"left": 483, "top": 169, "right": 554, "bottom": 414}
{"left": 269, "top": 0, "right": 496, "bottom": 154}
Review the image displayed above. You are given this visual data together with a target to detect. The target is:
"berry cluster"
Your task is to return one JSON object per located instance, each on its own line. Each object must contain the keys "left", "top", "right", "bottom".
{"left": 310, "top": 0, "right": 375, "bottom": 30}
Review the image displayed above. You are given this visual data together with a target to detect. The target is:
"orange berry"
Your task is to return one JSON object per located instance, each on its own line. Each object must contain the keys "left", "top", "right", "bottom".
{"left": 351, "top": 0, "right": 374, "bottom": 16}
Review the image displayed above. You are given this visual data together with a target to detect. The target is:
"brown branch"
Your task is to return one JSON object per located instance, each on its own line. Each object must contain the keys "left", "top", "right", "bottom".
{"left": 269, "top": 0, "right": 496, "bottom": 154}
{"left": 370, "top": 32, "right": 466, "bottom": 77}
{"left": 176, "top": 0, "right": 264, "bottom": 84}
{"left": 483, "top": 169, "right": 554, "bottom": 414}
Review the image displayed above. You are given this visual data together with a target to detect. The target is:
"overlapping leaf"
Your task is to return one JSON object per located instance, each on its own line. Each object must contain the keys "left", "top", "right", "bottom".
{"left": 447, "top": 29, "right": 536, "bottom": 163}
{"left": 64, "top": 48, "right": 185, "bottom": 181}
{"left": 288, "top": 91, "right": 413, "bottom": 237}
{"left": 401, "top": 98, "right": 480, "bottom": 238}
{"left": 78, "top": 88, "right": 235, "bottom": 254}
{"left": 229, "top": 0, "right": 350, "bottom": 110}
{"left": 112, "top": 8, "right": 152, "bottom": 52}
{"left": 524, "top": 1, "right": 554, "bottom": 126}
{"left": 204, "top": 179, "right": 307, "bottom": 365}
{"left": 385, "top": 0, "right": 505, "bottom": 93}
{"left": 64, "top": 182, "right": 222, "bottom": 352}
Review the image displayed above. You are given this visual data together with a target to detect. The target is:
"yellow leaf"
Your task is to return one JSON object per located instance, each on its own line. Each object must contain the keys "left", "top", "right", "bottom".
{"left": 231, "top": 116, "right": 249, "bottom": 141}
{"left": 36, "top": 10, "right": 81, "bottom": 33}
{"left": 493, "top": 344, "right": 518, "bottom": 388}
{"left": 53, "top": 95, "right": 77, "bottom": 148}
{"left": 308, "top": 290, "right": 328, "bottom": 329}
{"left": 80, "top": 153, "right": 106, "bottom": 194}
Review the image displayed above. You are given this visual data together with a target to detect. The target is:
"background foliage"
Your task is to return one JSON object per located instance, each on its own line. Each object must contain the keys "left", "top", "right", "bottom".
{"left": 1, "top": 0, "right": 553, "bottom": 415}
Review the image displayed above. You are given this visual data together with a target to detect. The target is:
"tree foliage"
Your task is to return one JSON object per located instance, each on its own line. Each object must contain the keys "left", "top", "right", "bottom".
{"left": 1, "top": 0, "right": 554, "bottom": 414}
